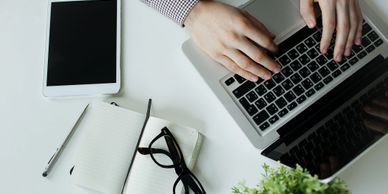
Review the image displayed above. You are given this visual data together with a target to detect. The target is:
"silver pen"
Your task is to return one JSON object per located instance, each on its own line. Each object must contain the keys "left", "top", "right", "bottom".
{"left": 42, "top": 104, "right": 89, "bottom": 177}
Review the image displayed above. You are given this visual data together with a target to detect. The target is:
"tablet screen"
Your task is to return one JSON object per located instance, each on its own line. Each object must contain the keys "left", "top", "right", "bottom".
{"left": 47, "top": 0, "right": 117, "bottom": 86}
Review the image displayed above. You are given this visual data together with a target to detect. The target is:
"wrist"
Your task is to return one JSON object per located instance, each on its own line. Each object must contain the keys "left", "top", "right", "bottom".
{"left": 184, "top": 0, "right": 206, "bottom": 28}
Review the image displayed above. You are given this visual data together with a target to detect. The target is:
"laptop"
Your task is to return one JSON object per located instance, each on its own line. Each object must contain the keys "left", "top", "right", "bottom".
{"left": 182, "top": 0, "right": 388, "bottom": 181}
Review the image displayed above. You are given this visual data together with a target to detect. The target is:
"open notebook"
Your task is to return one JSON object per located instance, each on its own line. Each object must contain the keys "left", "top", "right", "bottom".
{"left": 71, "top": 101, "right": 203, "bottom": 194}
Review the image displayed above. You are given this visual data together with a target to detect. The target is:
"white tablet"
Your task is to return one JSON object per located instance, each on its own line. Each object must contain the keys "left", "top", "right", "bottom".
{"left": 43, "top": 0, "right": 121, "bottom": 97}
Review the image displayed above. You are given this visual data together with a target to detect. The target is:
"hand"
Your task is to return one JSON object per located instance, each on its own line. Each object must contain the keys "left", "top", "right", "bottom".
{"left": 363, "top": 91, "right": 388, "bottom": 133}
{"left": 300, "top": 0, "right": 363, "bottom": 62}
{"left": 184, "top": 1, "right": 281, "bottom": 82}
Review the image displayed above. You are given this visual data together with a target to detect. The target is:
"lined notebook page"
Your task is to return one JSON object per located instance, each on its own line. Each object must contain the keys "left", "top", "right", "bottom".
{"left": 72, "top": 102, "right": 146, "bottom": 194}
{"left": 123, "top": 116, "right": 202, "bottom": 194}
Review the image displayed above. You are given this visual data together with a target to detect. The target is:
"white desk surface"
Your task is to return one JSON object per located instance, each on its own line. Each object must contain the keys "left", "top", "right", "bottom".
{"left": 1, "top": 0, "right": 388, "bottom": 193}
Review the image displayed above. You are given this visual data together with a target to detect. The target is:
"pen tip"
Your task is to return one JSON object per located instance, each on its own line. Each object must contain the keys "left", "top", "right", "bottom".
{"left": 42, "top": 172, "right": 48, "bottom": 177}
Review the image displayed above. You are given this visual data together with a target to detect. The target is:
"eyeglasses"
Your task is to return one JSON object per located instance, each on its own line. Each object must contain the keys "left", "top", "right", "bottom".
{"left": 138, "top": 127, "right": 206, "bottom": 194}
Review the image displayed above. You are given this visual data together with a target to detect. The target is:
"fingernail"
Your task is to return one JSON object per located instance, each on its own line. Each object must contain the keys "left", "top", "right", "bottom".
{"left": 321, "top": 46, "right": 327, "bottom": 54}
{"left": 274, "top": 66, "right": 281, "bottom": 74}
{"left": 250, "top": 76, "right": 259, "bottom": 82}
{"left": 263, "top": 73, "right": 271, "bottom": 80}
{"left": 307, "top": 19, "right": 315, "bottom": 28}
{"left": 355, "top": 38, "right": 362, "bottom": 45}
{"left": 335, "top": 55, "right": 342, "bottom": 62}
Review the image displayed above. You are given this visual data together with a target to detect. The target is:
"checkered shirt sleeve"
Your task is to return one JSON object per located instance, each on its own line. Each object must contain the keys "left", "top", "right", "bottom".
{"left": 141, "top": 0, "right": 200, "bottom": 26}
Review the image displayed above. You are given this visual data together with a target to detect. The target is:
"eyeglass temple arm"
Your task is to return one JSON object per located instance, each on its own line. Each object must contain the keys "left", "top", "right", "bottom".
{"left": 138, "top": 147, "right": 173, "bottom": 159}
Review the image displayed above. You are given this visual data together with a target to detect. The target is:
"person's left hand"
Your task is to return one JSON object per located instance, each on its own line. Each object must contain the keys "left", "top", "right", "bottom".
{"left": 300, "top": 0, "right": 363, "bottom": 62}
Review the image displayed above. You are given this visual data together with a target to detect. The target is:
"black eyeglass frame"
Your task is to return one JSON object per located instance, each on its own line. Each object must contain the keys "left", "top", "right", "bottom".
{"left": 138, "top": 127, "right": 206, "bottom": 194}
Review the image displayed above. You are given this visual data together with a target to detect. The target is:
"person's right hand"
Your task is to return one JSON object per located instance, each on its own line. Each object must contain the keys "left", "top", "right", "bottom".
{"left": 184, "top": 1, "right": 281, "bottom": 82}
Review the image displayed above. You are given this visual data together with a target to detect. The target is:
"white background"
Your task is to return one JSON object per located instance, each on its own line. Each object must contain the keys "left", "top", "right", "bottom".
{"left": 0, "top": 0, "right": 388, "bottom": 193}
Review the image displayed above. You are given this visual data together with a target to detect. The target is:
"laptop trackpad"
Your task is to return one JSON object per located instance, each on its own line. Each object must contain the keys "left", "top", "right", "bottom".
{"left": 243, "top": 0, "right": 304, "bottom": 39}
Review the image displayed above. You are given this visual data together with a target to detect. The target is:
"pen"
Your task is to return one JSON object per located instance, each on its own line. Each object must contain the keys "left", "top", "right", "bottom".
{"left": 42, "top": 104, "right": 89, "bottom": 177}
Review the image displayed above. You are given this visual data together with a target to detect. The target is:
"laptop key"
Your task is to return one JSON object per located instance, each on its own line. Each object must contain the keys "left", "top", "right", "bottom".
{"left": 297, "top": 95, "right": 307, "bottom": 104}
{"left": 254, "top": 98, "right": 267, "bottom": 109}
{"left": 232, "top": 81, "right": 256, "bottom": 98}
{"left": 264, "top": 80, "right": 276, "bottom": 90}
{"left": 224, "top": 77, "right": 235, "bottom": 86}
{"left": 282, "top": 66, "right": 294, "bottom": 77}
{"left": 239, "top": 97, "right": 258, "bottom": 116}
{"left": 366, "top": 45, "right": 375, "bottom": 53}
{"left": 316, "top": 55, "right": 328, "bottom": 66}
{"left": 332, "top": 69, "right": 342, "bottom": 78}
{"left": 279, "top": 55, "right": 291, "bottom": 66}
{"left": 253, "top": 111, "right": 270, "bottom": 125}
{"left": 318, "top": 66, "right": 330, "bottom": 77}
{"left": 255, "top": 85, "right": 267, "bottom": 96}
{"left": 304, "top": 37, "right": 316, "bottom": 47}
{"left": 349, "top": 57, "right": 359, "bottom": 65}
{"left": 312, "top": 31, "right": 321, "bottom": 42}
{"left": 307, "top": 48, "right": 319, "bottom": 59}
{"left": 259, "top": 122, "right": 270, "bottom": 131}
{"left": 275, "top": 97, "right": 287, "bottom": 109}
{"left": 310, "top": 72, "right": 322, "bottom": 83}
{"left": 284, "top": 91, "right": 297, "bottom": 102}
{"left": 290, "top": 73, "right": 303, "bottom": 84}
{"left": 290, "top": 61, "right": 302, "bottom": 71}
{"left": 246, "top": 91, "right": 258, "bottom": 102}
{"left": 340, "top": 64, "right": 350, "bottom": 72}
{"left": 269, "top": 115, "right": 279, "bottom": 124}
{"left": 362, "top": 37, "right": 371, "bottom": 47}
{"left": 299, "top": 67, "right": 311, "bottom": 77}
{"left": 362, "top": 23, "right": 372, "bottom": 34}
{"left": 287, "top": 102, "right": 298, "bottom": 111}
{"left": 368, "top": 31, "right": 379, "bottom": 42}
{"left": 327, "top": 61, "right": 339, "bottom": 71}
{"left": 264, "top": 92, "right": 276, "bottom": 103}
{"left": 296, "top": 43, "right": 308, "bottom": 53}
{"left": 272, "top": 73, "right": 285, "bottom": 83}
{"left": 278, "top": 108, "right": 289, "bottom": 118}
{"left": 307, "top": 61, "right": 319, "bottom": 72}
{"left": 375, "top": 39, "right": 383, "bottom": 47}
{"left": 293, "top": 85, "right": 305, "bottom": 96}
{"left": 314, "top": 82, "right": 324, "bottom": 91}
{"left": 323, "top": 76, "right": 333, "bottom": 84}
{"left": 281, "top": 79, "right": 294, "bottom": 91}
{"left": 288, "top": 49, "right": 300, "bottom": 60}
{"left": 273, "top": 85, "right": 285, "bottom": 97}
{"left": 352, "top": 45, "right": 363, "bottom": 53}
{"left": 357, "top": 51, "right": 367, "bottom": 59}
{"left": 234, "top": 74, "right": 246, "bottom": 83}
{"left": 301, "top": 78, "right": 313, "bottom": 90}
{"left": 305, "top": 88, "right": 316, "bottom": 97}
{"left": 266, "top": 104, "right": 279, "bottom": 115}
{"left": 298, "top": 54, "right": 311, "bottom": 64}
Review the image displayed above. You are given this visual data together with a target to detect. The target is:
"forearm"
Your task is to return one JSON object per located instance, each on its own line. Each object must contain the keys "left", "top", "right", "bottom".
{"left": 140, "top": 0, "right": 199, "bottom": 26}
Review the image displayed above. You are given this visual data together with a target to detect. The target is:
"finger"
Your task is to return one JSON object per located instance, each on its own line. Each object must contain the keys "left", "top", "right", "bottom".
{"left": 354, "top": 0, "right": 363, "bottom": 45}
{"left": 372, "top": 97, "right": 388, "bottom": 109}
{"left": 234, "top": 37, "right": 281, "bottom": 74}
{"left": 216, "top": 55, "right": 259, "bottom": 82}
{"left": 240, "top": 21, "right": 278, "bottom": 53}
{"left": 318, "top": 0, "right": 336, "bottom": 54}
{"left": 344, "top": 0, "right": 359, "bottom": 56}
{"left": 333, "top": 0, "right": 350, "bottom": 62}
{"left": 227, "top": 49, "right": 272, "bottom": 80}
{"left": 300, "top": 0, "right": 317, "bottom": 28}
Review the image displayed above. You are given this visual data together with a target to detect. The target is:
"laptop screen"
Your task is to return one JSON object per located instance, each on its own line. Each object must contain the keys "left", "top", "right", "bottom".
{"left": 262, "top": 55, "right": 388, "bottom": 179}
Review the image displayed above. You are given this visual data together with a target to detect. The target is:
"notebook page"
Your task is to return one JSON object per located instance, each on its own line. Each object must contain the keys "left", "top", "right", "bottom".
{"left": 72, "top": 102, "right": 146, "bottom": 194}
{"left": 124, "top": 116, "right": 201, "bottom": 194}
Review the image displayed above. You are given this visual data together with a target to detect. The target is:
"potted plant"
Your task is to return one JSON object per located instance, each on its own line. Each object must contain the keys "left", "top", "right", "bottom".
{"left": 232, "top": 164, "right": 350, "bottom": 194}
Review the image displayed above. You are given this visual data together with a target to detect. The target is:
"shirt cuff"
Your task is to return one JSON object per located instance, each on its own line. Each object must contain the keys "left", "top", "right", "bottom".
{"left": 143, "top": 0, "right": 200, "bottom": 26}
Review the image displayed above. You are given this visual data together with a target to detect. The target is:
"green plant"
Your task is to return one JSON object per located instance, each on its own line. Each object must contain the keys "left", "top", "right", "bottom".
{"left": 232, "top": 164, "right": 350, "bottom": 194}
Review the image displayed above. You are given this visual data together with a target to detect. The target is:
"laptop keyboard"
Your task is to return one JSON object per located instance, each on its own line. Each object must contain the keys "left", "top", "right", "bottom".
{"left": 223, "top": 20, "right": 384, "bottom": 132}
{"left": 279, "top": 77, "right": 388, "bottom": 176}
